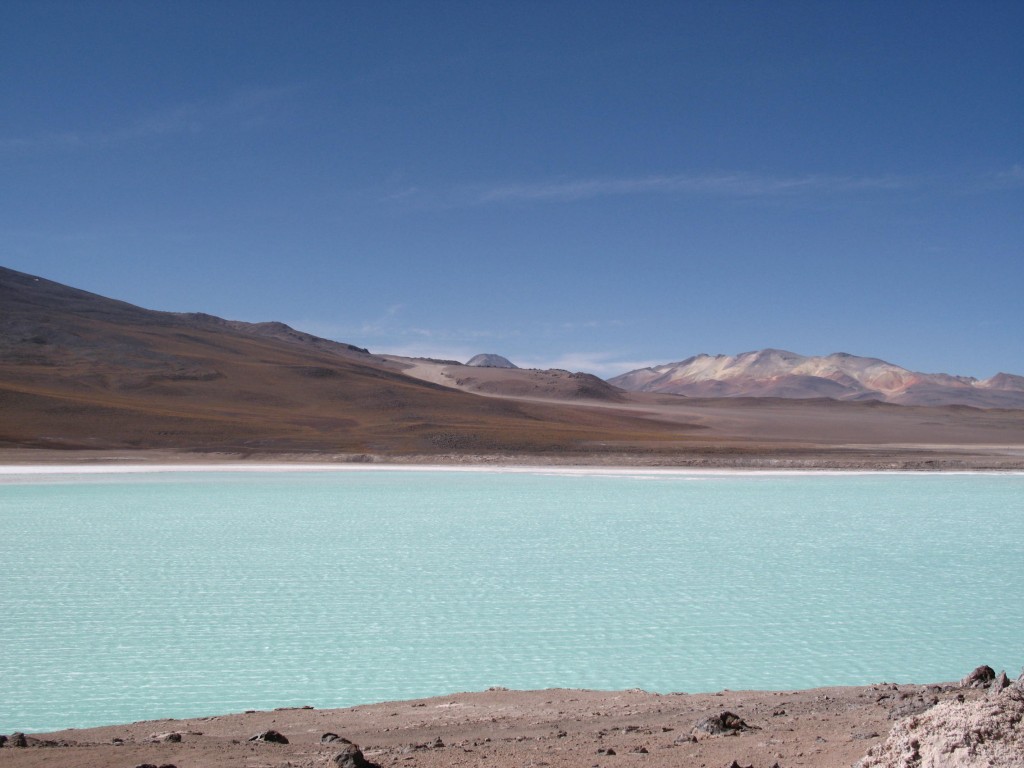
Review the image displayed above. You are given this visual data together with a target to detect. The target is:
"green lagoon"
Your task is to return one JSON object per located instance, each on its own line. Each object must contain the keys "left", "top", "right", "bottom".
{"left": 1, "top": 468, "right": 1021, "bottom": 732}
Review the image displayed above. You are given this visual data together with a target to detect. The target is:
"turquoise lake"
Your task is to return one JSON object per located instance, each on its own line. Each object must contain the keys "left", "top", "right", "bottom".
{"left": 1, "top": 468, "right": 1022, "bottom": 732}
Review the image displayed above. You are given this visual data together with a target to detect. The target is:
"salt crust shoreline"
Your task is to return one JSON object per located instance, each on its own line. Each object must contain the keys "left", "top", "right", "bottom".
{"left": 2, "top": 462, "right": 1021, "bottom": 477}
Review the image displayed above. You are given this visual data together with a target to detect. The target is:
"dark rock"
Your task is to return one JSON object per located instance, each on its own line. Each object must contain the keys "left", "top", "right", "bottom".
{"left": 631, "top": 745, "right": 649, "bottom": 753}
{"left": 960, "top": 664, "right": 996, "bottom": 688}
{"left": 10, "top": 732, "right": 27, "bottom": 748}
{"left": 993, "top": 670, "right": 1011, "bottom": 691}
{"left": 134, "top": 764, "right": 158, "bottom": 768}
{"left": 693, "top": 712, "right": 758, "bottom": 735}
{"left": 248, "top": 729, "right": 288, "bottom": 744}
{"left": 727, "top": 761, "right": 754, "bottom": 768}
{"left": 333, "top": 741, "right": 378, "bottom": 768}
{"left": 322, "top": 732, "right": 354, "bottom": 744}
{"left": 431, "top": 736, "right": 444, "bottom": 748}
{"left": 158, "top": 765, "right": 177, "bottom": 768}
{"left": 0, "top": 735, "right": 7, "bottom": 748}
{"left": 888, "top": 698, "right": 938, "bottom": 720}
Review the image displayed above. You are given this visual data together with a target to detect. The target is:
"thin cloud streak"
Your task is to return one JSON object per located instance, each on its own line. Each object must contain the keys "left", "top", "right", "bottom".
{"left": 0, "top": 85, "right": 301, "bottom": 153}
{"left": 474, "top": 172, "right": 913, "bottom": 204}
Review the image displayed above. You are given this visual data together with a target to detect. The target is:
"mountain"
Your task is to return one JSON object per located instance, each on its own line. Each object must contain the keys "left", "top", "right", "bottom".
{"left": 466, "top": 353, "right": 518, "bottom": 368}
{"left": 0, "top": 266, "right": 681, "bottom": 454}
{"left": 609, "top": 349, "right": 1024, "bottom": 408}
{"left": 3, "top": 267, "right": 1023, "bottom": 465}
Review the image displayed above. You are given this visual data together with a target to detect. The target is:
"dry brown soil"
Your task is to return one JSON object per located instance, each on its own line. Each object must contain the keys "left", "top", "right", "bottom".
{"left": 1, "top": 682, "right": 987, "bottom": 768}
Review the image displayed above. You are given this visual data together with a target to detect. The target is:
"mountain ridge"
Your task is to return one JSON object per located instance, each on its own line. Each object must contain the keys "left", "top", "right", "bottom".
{"left": 609, "top": 349, "right": 1024, "bottom": 408}
{"left": 0, "top": 265, "right": 687, "bottom": 454}
{"left": 2, "top": 265, "right": 1023, "bottom": 466}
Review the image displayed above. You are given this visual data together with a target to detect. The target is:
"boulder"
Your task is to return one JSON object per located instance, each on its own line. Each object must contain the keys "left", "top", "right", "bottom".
{"left": 960, "top": 665, "right": 995, "bottom": 688}
{"left": 248, "top": 729, "right": 288, "bottom": 744}
{"left": 332, "top": 740, "right": 378, "bottom": 768}
{"left": 992, "top": 670, "right": 1011, "bottom": 692}
{"left": 692, "top": 711, "right": 758, "bottom": 736}
{"left": 322, "top": 732, "right": 353, "bottom": 744}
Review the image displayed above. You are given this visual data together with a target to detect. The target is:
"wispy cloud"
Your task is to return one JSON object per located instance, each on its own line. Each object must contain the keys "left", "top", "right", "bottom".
{"left": 0, "top": 132, "right": 86, "bottom": 152}
{"left": 515, "top": 351, "right": 663, "bottom": 378}
{"left": 973, "top": 164, "right": 1024, "bottom": 192}
{"left": 288, "top": 312, "right": 658, "bottom": 377}
{"left": 0, "top": 85, "right": 302, "bottom": 153}
{"left": 291, "top": 306, "right": 522, "bottom": 357}
{"left": 472, "top": 171, "right": 913, "bottom": 204}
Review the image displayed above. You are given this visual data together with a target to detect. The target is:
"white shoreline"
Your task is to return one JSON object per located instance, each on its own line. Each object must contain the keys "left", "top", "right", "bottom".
{"left": 0, "top": 463, "right": 1020, "bottom": 478}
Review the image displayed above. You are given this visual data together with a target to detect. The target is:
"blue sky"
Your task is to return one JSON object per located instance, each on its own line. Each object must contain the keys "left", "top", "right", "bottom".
{"left": 3, "top": 1, "right": 1021, "bottom": 378}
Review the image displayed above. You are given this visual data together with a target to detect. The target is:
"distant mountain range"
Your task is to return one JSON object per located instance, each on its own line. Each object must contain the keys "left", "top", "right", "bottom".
{"left": 2, "top": 265, "right": 1023, "bottom": 463}
{"left": 609, "top": 349, "right": 1024, "bottom": 408}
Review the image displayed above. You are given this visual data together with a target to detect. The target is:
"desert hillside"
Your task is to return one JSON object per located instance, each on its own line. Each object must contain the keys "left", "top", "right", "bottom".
{"left": 0, "top": 266, "right": 684, "bottom": 456}
{"left": 2, "top": 266, "right": 1023, "bottom": 468}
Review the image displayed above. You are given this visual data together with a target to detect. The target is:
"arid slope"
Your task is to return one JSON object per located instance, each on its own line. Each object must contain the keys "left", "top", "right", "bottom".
{"left": 0, "top": 267, "right": 687, "bottom": 455}
{"left": 2, "top": 266, "right": 1023, "bottom": 467}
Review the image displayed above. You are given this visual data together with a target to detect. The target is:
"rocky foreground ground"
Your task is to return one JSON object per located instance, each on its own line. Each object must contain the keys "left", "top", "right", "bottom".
{"left": 2, "top": 666, "right": 1021, "bottom": 768}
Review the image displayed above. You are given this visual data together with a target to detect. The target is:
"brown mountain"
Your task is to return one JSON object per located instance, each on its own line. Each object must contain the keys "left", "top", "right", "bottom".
{"left": 2, "top": 266, "right": 1023, "bottom": 467}
{"left": 0, "top": 266, "right": 680, "bottom": 455}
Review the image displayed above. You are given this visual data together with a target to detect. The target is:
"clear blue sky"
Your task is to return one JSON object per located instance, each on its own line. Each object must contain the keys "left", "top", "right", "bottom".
{"left": 3, "top": 1, "right": 1021, "bottom": 378}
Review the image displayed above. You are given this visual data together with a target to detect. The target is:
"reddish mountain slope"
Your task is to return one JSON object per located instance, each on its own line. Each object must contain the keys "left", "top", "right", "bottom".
{"left": 610, "top": 349, "right": 1024, "bottom": 408}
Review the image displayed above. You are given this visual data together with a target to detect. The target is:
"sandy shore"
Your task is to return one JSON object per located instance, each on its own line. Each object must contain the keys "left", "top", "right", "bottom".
{"left": 0, "top": 681, "right": 993, "bottom": 768}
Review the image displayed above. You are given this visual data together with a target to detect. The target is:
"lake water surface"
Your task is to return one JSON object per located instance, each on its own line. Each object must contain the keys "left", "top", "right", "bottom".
{"left": 1, "top": 467, "right": 1021, "bottom": 732}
